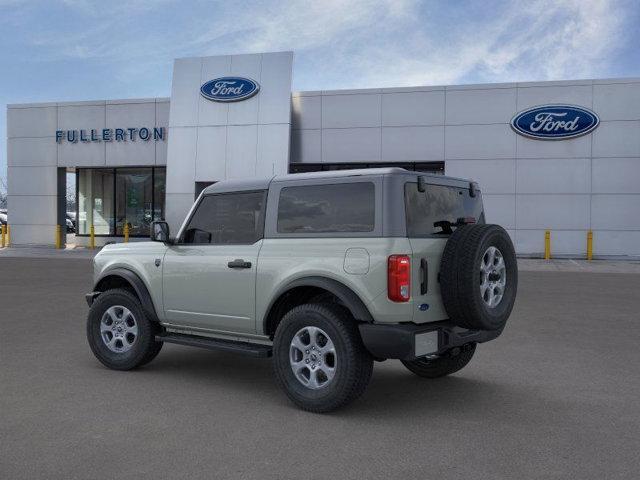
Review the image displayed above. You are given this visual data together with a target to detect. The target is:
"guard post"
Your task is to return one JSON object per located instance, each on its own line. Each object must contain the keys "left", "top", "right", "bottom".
{"left": 587, "top": 230, "right": 593, "bottom": 261}
{"left": 544, "top": 230, "right": 551, "bottom": 260}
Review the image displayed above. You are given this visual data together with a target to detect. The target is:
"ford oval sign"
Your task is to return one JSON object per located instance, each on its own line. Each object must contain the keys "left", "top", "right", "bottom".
{"left": 200, "top": 77, "right": 260, "bottom": 102}
{"left": 511, "top": 105, "right": 599, "bottom": 140}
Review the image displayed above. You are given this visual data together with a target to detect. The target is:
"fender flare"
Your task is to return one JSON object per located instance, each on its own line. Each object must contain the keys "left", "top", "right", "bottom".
{"left": 262, "top": 276, "right": 374, "bottom": 335}
{"left": 94, "top": 268, "right": 159, "bottom": 321}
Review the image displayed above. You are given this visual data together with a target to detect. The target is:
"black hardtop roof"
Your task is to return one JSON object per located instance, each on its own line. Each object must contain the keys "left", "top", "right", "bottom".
{"left": 201, "top": 168, "right": 473, "bottom": 195}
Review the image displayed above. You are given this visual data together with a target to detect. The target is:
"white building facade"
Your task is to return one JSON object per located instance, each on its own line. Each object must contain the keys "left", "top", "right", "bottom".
{"left": 6, "top": 51, "right": 640, "bottom": 257}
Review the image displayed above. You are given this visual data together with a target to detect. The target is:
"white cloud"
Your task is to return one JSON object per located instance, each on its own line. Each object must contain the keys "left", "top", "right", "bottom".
{"left": 17, "top": 0, "right": 631, "bottom": 88}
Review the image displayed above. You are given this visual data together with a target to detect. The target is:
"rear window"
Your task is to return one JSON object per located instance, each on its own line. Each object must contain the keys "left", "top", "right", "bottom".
{"left": 405, "top": 182, "right": 484, "bottom": 237}
{"left": 277, "top": 182, "right": 375, "bottom": 234}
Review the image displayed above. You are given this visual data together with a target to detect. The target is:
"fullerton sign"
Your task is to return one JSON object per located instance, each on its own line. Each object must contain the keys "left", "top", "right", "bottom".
{"left": 510, "top": 105, "right": 599, "bottom": 140}
{"left": 55, "top": 127, "right": 165, "bottom": 143}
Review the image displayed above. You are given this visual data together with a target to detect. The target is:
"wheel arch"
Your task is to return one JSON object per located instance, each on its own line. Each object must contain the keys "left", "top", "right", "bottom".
{"left": 262, "top": 276, "right": 374, "bottom": 338}
{"left": 94, "top": 268, "right": 159, "bottom": 321}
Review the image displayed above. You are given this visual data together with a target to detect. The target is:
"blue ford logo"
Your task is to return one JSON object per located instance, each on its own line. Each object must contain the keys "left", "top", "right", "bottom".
{"left": 511, "top": 105, "right": 599, "bottom": 140}
{"left": 200, "top": 77, "right": 260, "bottom": 102}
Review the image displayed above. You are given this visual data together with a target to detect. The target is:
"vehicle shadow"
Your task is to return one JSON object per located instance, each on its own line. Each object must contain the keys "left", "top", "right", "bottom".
{"left": 133, "top": 345, "right": 533, "bottom": 420}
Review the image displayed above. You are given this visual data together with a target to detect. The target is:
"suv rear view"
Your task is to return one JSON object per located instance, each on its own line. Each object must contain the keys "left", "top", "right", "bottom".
{"left": 86, "top": 168, "right": 517, "bottom": 412}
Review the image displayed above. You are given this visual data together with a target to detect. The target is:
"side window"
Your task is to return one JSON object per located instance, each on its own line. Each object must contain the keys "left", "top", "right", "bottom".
{"left": 182, "top": 191, "right": 265, "bottom": 245}
{"left": 277, "top": 182, "right": 375, "bottom": 234}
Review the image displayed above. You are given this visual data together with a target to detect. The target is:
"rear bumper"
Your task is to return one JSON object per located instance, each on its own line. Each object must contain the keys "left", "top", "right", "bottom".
{"left": 358, "top": 321, "right": 503, "bottom": 361}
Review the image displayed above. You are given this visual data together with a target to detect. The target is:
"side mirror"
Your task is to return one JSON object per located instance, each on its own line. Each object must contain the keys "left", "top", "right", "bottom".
{"left": 151, "top": 221, "right": 170, "bottom": 243}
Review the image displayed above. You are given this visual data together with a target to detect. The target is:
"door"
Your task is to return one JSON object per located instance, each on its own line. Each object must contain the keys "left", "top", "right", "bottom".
{"left": 162, "top": 190, "right": 267, "bottom": 334}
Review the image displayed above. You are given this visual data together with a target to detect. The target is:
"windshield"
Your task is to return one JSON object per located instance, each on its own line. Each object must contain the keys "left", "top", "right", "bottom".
{"left": 404, "top": 182, "right": 484, "bottom": 237}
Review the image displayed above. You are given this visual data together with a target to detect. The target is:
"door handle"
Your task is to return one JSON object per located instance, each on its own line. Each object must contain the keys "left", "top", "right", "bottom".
{"left": 420, "top": 258, "right": 428, "bottom": 295}
{"left": 228, "top": 259, "right": 252, "bottom": 269}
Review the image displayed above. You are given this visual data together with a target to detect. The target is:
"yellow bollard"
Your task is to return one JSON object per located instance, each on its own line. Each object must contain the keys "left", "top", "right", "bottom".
{"left": 89, "top": 224, "right": 95, "bottom": 250}
{"left": 544, "top": 230, "right": 551, "bottom": 260}
{"left": 587, "top": 230, "right": 593, "bottom": 261}
{"left": 1, "top": 224, "right": 5, "bottom": 248}
{"left": 6, "top": 224, "right": 10, "bottom": 246}
{"left": 123, "top": 222, "right": 129, "bottom": 243}
{"left": 55, "top": 225, "right": 62, "bottom": 249}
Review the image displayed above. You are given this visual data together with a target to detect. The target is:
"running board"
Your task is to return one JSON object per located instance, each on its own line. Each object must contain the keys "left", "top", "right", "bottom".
{"left": 156, "top": 332, "right": 272, "bottom": 358}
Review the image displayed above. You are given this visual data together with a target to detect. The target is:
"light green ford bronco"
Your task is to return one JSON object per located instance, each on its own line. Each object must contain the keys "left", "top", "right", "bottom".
{"left": 86, "top": 168, "right": 517, "bottom": 412}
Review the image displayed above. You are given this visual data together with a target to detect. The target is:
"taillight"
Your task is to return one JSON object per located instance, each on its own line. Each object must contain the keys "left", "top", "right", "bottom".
{"left": 388, "top": 255, "right": 411, "bottom": 302}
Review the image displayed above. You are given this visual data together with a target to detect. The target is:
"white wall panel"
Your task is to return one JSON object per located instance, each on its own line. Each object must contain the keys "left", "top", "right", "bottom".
{"left": 106, "top": 137, "right": 155, "bottom": 166}
{"left": 198, "top": 55, "right": 231, "bottom": 126}
{"left": 482, "top": 194, "right": 515, "bottom": 228}
{"left": 445, "top": 159, "right": 515, "bottom": 194}
{"left": 7, "top": 166, "right": 58, "bottom": 196}
{"left": 5, "top": 224, "right": 56, "bottom": 246}
{"left": 381, "top": 91, "right": 444, "bottom": 126}
{"left": 290, "top": 129, "right": 321, "bottom": 164}
{"left": 322, "top": 128, "right": 381, "bottom": 163}
{"left": 593, "top": 82, "right": 640, "bottom": 121}
{"left": 166, "top": 128, "right": 196, "bottom": 193}
{"left": 446, "top": 88, "right": 516, "bottom": 125}
{"left": 58, "top": 104, "right": 105, "bottom": 132}
{"left": 259, "top": 51, "right": 294, "bottom": 125}
{"left": 7, "top": 195, "right": 57, "bottom": 225}
{"left": 256, "top": 124, "right": 290, "bottom": 176}
{"left": 226, "top": 125, "right": 258, "bottom": 179}
{"left": 516, "top": 158, "right": 590, "bottom": 194}
{"left": 7, "top": 106, "right": 57, "bottom": 138}
{"left": 592, "top": 231, "right": 640, "bottom": 256}
{"left": 516, "top": 194, "right": 590, "bottom": 230}
{"left": 195, "top": 126, "right": 227, "bottom": 181}
{"left": 8, "top": 137, "right": 57, "bottom": 167}
{"left": 169, "top": 57, "right": 202, "bottom": 127}
{"left": 516, "top": 85, "right": 592, "bottom": 111}
{"left": 592, "top": 121, "right": 640, "bottom": 157}
{"left": 106, "top": 102, "right": 155, "bottom": 127}
{"left": 591, "top": 195, "right": 640, "bottom": 230}
{"left": 515, "top": 230, "right": 586, "bottom": 256}
{"left": 57, "top": 141, "right": 105, "bottom": 167}
{"left": 516, "top": 134, "right": 591, "bottom": 159}
{"left": 445, "top": 124, "right": 515, "bottom": 159}
{"left": 322, "top": 94, "right": 381, "bottom": 128}
{"left": 227, "top": 54, "right": 261, "bottom": 126}
{"left": 292, "top": 95, "right": 321, "bottom": 130}
{"left": 381, "top": 126, "right": 443, "bottom": 161}
{"left": 592, "top": 157, "right": 640, "bottom": 193}
{"left": 155, "top": 102, "right": 170, "bottom": 165}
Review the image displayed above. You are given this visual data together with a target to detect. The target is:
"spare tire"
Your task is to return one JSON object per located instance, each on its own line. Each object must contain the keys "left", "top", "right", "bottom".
{"left": 440, "top": 224, "right": 517, "bottom": 331}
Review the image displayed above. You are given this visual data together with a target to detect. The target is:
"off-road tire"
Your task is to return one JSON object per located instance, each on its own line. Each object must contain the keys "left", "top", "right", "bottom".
{"left": 87, "top": 288, "right": 163, "bottom": 370}
{"left": 273, "top": 303, "right": 373, "bottom": 413}
{"left": 440, "top": 224, "right": 517, "bottom": 331}
{"left": 401, "top": 343, "right": 476, "bottom": 378}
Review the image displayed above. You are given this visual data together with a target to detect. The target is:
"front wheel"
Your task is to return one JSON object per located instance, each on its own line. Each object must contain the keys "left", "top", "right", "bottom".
{"left": 86, "top": 288, "right": 163, "bottom": 370}
{"left": 401, "top": 343, "right": 476, "bottom": 378}
{"left": 273, "top": 303, "right": 373, "bottom": 413}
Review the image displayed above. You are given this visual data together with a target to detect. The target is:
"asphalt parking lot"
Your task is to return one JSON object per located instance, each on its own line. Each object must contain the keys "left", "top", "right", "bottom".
{"left": 1, "top": 256, "right": 639, "bottom": 479}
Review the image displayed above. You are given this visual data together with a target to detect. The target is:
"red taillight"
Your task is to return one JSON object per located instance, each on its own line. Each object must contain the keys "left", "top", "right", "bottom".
{"left": 388, "top": 255, "right": 411, "bottom": 302}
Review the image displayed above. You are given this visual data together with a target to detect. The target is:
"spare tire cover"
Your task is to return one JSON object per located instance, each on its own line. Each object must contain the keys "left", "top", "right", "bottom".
{"left": 440, "top": 224, "right": 517, "bottom": 331}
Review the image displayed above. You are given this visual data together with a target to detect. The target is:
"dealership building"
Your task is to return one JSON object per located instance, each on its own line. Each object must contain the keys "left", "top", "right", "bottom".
{"left": 6, "top": 51, "right": 640, "bottom": 257}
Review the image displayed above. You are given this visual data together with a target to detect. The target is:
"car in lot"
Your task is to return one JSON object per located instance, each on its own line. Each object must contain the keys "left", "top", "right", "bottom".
{"left": 85, "top": 168, "right": 518, "bottom": 412}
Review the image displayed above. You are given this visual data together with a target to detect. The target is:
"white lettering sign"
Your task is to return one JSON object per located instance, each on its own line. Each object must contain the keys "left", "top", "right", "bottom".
{"left": 529, "top": 112, "right": 580, "bottom": 133}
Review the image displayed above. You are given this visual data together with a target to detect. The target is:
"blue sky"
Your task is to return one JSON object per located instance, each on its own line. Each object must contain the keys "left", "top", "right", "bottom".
{"left": 1, "top": 0, "right": 639, "bottom": 189}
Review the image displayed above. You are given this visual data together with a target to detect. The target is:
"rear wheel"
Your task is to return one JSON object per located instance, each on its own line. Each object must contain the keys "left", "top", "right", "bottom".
{"left": 401, "top": 343, "right": 476, "bottom": 378}
{"left": 273, "top": 303, "right": 373, "bottom": 413}
{"left": 86, "top": 288, "right": 163, "bottom": 370}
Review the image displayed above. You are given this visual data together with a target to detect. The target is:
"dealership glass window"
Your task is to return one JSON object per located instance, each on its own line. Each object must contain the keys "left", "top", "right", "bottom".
{"left": 277, "top": 183, "right": 375, "bottom": 233}
{"left": 77, "top": 167, "right": 166, "bottom": 237}
{"left": 77, "top": 169, "right": 114, "bottom": 235}
{"left": 182, "top": 192, "right": 266, "bottom": 245}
